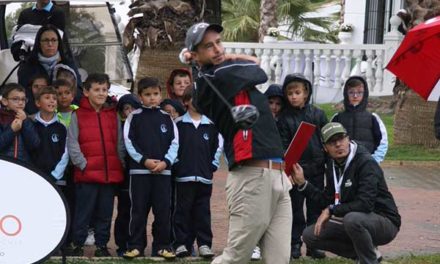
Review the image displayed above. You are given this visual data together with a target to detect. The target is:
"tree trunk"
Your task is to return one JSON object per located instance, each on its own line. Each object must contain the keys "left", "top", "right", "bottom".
{"left": 392, "top": 0, "right": 440, "bottom": 147}
{"left": 128, "top": 0, "right": 219, "bottom": 89}
{"left": 258, "top": 0, "right": 278, "bottom": 42}
{"left": 394, "top": 90, "right": 440, "bottom": 147}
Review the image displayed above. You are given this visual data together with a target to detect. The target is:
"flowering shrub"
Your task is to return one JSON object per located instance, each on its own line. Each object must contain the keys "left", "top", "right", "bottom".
{"left": 340, "top": 23, "right": 354, "bottom": 32}
{"left": 267, "top": 27, "right": 280, "bottom": 37}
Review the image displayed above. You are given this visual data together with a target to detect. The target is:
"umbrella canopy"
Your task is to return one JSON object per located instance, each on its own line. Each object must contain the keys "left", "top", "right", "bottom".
{"left": 386, "top": 16, "right": 440, "bottom": 100}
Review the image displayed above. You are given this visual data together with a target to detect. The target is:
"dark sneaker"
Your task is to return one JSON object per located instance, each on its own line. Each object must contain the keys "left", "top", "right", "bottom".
{"left": 199, "top": 245, "right": 214, "bottom": 258}
{"left": 95, "top": 246, "right": 111, "bottom": 257}
{"left": 291, "top": 243, "right": 302, "bottom": 259}
{"left": 64, "top": 243, "right": 84, "bottom": 256}
{"left": 116, "top": 248, "right": 126, "bottom": 257}
{"left": 306, "top": 248, "right": 326, "bottom": 259}
{"left": 157, "top": 249, "right": 176, "bottom": 260}
{"left": 123, "top": 249, "right": 142, "bottom": 259}
{"left": 175, "top": 245, "right": 190, "bottom": 258}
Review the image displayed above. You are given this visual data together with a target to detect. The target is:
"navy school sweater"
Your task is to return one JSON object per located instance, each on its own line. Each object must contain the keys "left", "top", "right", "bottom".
{"left": 32, "top": 112, "right": 69, "bottom": 185}
{"left": 173, "top": 113, "right": 223, "bottom": 184}
{"left": 123, "top": 106, "right": 179, "bottom": 176}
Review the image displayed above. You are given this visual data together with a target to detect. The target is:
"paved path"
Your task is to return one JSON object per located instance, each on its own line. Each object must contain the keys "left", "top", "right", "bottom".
{"left": 379, "top": 163, "right": 440, "bottom": 257}
{"left": 208, "top": 162, "right": 440, "bottom": 258}
{"left": 102, "top": 162, "right": 440, "bottom": 259}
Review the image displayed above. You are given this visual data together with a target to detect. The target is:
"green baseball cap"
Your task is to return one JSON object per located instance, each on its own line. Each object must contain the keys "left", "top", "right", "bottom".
{"left": 321, "top": 122, "right": 347, "bottom": 144}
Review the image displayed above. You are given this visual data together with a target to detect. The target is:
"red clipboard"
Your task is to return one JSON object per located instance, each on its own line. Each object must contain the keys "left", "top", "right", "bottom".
{"left": 284, "top": 121, "right": 316, "bottom": 176}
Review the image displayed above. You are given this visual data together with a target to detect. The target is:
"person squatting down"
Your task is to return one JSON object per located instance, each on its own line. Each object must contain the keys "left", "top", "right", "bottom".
{"left": 290, "top": 122, "right": 401, "bottom": 264}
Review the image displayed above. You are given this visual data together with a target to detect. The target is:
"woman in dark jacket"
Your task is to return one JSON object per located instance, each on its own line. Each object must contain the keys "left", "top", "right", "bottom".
{"left": 17, "top": 24, "right": 82, "bottom": 113}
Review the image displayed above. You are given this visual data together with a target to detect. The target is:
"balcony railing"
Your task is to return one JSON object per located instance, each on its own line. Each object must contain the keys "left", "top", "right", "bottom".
{"left": 223, "top": 15, "right": 403, "bottom": 103}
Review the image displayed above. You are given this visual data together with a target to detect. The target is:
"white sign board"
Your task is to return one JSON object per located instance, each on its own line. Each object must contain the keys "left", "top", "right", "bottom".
{"left": 0, "top": 157, "right": 69, "bottom": 264}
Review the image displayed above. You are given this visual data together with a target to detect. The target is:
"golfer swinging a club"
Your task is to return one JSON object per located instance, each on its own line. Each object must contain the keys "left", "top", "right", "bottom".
{"left": 182, "top": 22, "right": 293, "bottom": 264}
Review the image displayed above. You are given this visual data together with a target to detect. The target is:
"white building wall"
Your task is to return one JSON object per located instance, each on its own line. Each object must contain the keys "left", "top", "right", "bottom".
{"left": 344, "top": 0, "right": 404, "bottom": 44}
{"left": 344, "top": 0, "right": 367, "bottom": 44}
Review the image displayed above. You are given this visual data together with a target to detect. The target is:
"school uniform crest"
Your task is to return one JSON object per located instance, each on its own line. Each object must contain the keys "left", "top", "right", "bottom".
{"left": 51, "top": 133, "right": 60, "bottom": 143}
{"left": 203, "top": 133, "right": 209, "bottom": 141}
{"left": 345, "top": 179, "right": 352, "bottom": 187}
{"left": 160, "top": 124, "right": 168, "bottom": 133}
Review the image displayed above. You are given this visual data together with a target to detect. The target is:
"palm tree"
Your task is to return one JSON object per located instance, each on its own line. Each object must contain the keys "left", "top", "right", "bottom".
{"left": 222, "top": 0, "right": 339, "bottom": 43}
{"left": 125, "top": 0, "right": 218, "bottom": 84}
{"left": 393, "top": 0, "right": 440, "bottom": 147}
{"left": 259, "top": 0, "right": 278, "bottom": 42}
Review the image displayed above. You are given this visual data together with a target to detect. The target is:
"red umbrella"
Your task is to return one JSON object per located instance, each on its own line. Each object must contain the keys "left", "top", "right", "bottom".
{"left": 386, "top": 16, "right": 440, "bottom": 100}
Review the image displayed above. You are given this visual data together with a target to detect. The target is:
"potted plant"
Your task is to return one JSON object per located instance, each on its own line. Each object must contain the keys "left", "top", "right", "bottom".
{"left": 338, "top": 23, "right": 354, "bottom": 44}
{"left": 263, "top": 27, "right": 279, "bottom": 43}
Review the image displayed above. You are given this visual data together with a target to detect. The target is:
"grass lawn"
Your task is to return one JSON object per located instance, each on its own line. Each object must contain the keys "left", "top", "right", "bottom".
{"left": 45, "top": 254, "right": 440, "bottom": 264}
{"left": 318, "top": 103, "right": 440, "bottom": 161}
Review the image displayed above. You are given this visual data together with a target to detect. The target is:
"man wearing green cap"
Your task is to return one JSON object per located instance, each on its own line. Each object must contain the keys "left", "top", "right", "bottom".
{"left": 290, "top": 122, "right": 401, "bottom": 264}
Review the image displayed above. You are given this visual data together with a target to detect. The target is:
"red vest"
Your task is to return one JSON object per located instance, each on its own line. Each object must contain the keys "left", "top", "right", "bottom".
{"left": 74, "top": 98, "right": 123, "bottom": 184}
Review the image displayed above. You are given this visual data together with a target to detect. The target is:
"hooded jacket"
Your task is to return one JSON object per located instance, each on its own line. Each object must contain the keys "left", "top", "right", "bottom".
{"left": 193, "top": 60, "right": 284, "bottom": 169}
{"left": 277, "top": 73, "right": 328, "bottom": 176}
{"left": 166, "top": 68, "right": 192, "bottom": 100}
{"left": 331, "top": 76, "right": 388, "bottom": 163}
{"left": 0, "top": 107, "right": 40, "bottom": 163}
{"left": 160, "top": 99, "right": 186, "bottom": 116}
{"left": 117, "top": 94, "right": 142, "bottom": 118}
{"left": 300, "top": 142, "right": 401, "bottom": 229}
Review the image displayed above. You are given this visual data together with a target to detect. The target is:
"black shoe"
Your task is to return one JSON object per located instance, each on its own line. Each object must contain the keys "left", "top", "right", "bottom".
{"left": 291, "top": 243, "right": 302, "bottom": 259}
{"left": 95, "top": 246, "right": 111, "bottom": 257}
{"left": 64, "top": 243, "right": 84, "bottom": 256}
{"left": 306, "top": 248, "right": 326, "bottom": 259}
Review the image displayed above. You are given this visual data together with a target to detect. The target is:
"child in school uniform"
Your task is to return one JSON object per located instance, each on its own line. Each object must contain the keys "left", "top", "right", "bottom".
{"left": 166, "top": 68, "right": 192, "bottom": 103}
{"left": 123, "top": 77, "right": 178, "bottom": 260}
{"left": 32, "top": 86, "right": 69, "bottom": 185}
{"left": 160, "top": 98, "right": 186, "bottom": 120}
{"left": 173, "top": 88, "right": 223, "bottom": 259}
{"left": 114, "top": 93, "right": 141, "bottom": 256}
{"left": 25, "top": 74, "right": 49, "bottom": 115}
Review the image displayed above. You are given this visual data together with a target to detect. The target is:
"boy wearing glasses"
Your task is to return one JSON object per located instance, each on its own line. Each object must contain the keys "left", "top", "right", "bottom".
{"left": 0, "top": 83, "right": 40, "bottom": 163}
{"left": 331, "top": 76, "right": 388, "bottom": 163}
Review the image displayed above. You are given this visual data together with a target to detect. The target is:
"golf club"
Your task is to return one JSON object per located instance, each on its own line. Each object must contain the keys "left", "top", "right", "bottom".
{"left": 192, "top": 63, "right": 260, "bottom": 130}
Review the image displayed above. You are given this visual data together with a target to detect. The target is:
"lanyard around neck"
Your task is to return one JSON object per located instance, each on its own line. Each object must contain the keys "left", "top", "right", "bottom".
{"left": 332, "top": 142, "right": 356, "bottom": 205}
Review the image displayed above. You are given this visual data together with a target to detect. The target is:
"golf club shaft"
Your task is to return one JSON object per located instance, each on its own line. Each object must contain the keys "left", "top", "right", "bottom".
{"left": 192, "top": 63, "right": 235, "bottom": 109}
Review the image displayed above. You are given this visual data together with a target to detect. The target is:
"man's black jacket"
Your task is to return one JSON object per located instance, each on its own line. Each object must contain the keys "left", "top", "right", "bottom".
{"left": 301, "top": 142, "right": 401, "bottom": 228}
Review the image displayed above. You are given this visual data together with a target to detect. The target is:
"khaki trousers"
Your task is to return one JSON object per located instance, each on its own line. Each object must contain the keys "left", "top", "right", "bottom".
{"left": 212, "top": 165, "right": 292, "bottom": 264}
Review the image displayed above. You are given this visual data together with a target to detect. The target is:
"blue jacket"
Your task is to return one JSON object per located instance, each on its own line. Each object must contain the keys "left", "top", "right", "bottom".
{"left": 173, "top": 113, "right": 223, "bottom": 184}
{"left": 0, "top": 108, "right": 40, "bottom": 163}
{"left": 124, "top": 106, "right": 179, "bottom": 176}
{"left": 32, "top": 112, "right": 69, "bottom": 184}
